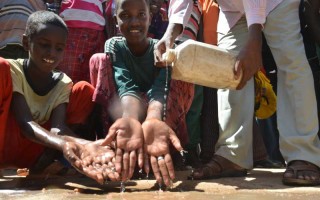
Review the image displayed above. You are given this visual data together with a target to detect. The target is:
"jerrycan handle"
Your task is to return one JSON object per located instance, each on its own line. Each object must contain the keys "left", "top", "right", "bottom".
{"left": 162, "top": 49, "right": 176, "bottom": 64}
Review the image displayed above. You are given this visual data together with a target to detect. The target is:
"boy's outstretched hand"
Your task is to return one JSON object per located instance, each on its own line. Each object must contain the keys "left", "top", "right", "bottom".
{"left": 62, "top": 140, "right": 120, "bottom": 184}
{"left": 142, "top": 118, "right": 183, "bottom": 187}
{"left": 101, "top": 117, "right": 144, "bottom": 181}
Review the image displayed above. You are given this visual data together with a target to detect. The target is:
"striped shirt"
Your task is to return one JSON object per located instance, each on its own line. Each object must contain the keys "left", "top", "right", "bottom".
{"left": 0, "top": 0, "right": 46, "bottom": 49}
{"left": 59, "top": 0, "right": 107, "bottom": 30}
{"left": 168, "top": 0, "right": 283, "bottom": 34}
{"left": 177, "top": 0, "right": 201, "bottom": 42}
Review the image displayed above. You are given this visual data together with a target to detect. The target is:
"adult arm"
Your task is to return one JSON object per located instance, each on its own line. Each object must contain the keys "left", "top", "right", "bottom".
{"left": 234, "top": 0, "right": 265, "bottom": 89}
{"left": 154, "top": 0, "right": 193, "bottom": 66}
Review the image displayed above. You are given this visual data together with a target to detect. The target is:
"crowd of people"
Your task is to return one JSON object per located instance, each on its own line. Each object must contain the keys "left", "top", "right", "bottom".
{"left": 0, "top": 0, "right": 320, "bottom": 188}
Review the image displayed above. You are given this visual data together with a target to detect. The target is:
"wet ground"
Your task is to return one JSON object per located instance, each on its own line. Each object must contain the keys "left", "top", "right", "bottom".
{"left": 0, "top": 168, "right": 319, "bottom": 200}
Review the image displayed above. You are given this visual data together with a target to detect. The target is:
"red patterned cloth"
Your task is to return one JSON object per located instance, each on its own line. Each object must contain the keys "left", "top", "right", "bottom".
{"left": 57, "top": 27, "right": 106, "bottom": 83}
{"left": 89, "top": 53, "right": 194, "bottom": 146}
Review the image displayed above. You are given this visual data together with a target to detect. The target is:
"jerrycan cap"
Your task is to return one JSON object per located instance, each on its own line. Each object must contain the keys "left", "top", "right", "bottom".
{"left": 162, "top": 49, "right": 176, "bottom": 63}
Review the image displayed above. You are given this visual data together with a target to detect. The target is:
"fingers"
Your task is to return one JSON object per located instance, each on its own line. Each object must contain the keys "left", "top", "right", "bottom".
{"left": 234, "top": 60, "right": 242, "bottom": 80}
{"left": 82, "top": 165, "right": 104, "bottom": 185}
{"left": 158, "top": 156, "right": 170, "bottom": 186}
{"left": 150, "top": 155, "right": 162, "bottom": 184}
{"left": 63, "top": 144, "right": 82, "bottom": 169}
{"left": 154, "top": 43, "right": 167, "bottom": 67}
{"left": 168, "top": 128, "right": 183, "bottom": 152}
{"left": 144, "top": 153, "right": 150, "bottom": 175}
{"left": 121, "top": 151, "right": 129, "bottom": 181}
{"left": 235, "top": 60, "right": 246, "bottom": 90}
{"left": 102, "top": 163, "right": 120, "bottom": 182}
{"left": 128, "top": 150, "right": 137, "bottom": 179}
{"left": 164, "top": 154, "right": 175, "bottom": 181}
{"left": 115, "top": 148, "right": 123, "bottom": 174}
{"left": 137, "top": 147, "right": 144, "bottom": 169}
{"left": 101, "top": 126, "right": 117, "bottom": 146}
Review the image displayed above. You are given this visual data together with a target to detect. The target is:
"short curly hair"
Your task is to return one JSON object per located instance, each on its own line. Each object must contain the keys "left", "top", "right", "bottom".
{"left": 115, "top": 0, "right": 150, "bottom": 14}
{"left": 25, "top": 10, "right": 68, "bottom": 39}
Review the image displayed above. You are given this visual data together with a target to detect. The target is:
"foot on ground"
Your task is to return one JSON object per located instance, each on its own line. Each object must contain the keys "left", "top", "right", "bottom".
{"left": 190, "top": 155, "right": 247, "bottom": 180}
{"left": 282, "top": 160, "right": 320, "bottom": 186}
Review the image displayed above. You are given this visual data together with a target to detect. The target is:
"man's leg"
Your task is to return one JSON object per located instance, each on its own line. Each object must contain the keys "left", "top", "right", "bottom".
{"left": 264, "top": 0, "right": 320, "bottom": 185}
{"left": 215, "top": 17, "right": 254, "bottom": 169}
{"left": 191, "top": 17, "right": 253, "bottom": 179}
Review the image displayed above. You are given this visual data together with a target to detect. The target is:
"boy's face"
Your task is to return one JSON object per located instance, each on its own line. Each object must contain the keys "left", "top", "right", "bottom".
{"left": 23, "top": 24, "right": 67, "bottom": 74}
{"left": 115, "top": 0, "right": 151, "bottom": 44}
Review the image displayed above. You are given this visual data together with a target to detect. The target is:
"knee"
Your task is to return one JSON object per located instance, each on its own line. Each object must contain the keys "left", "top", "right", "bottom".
{"left": 73, "top": 81, "right": 95, "bottom": 97}
{"left": 0, "top": 57, "right": 10, "bottom": 74}
{"left": 89, "top": 53, "right": 107, "bottom": 72}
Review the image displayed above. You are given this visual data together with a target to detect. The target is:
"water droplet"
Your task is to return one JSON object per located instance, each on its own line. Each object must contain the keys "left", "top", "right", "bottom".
{"left": 120, "top": 181, "right": 126, "bottom": 193}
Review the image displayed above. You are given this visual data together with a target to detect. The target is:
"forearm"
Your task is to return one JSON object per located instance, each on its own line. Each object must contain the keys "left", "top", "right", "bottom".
{"left": 121, "top": 95, "right": 144, "bottom": 120}
{"left": 24, "top": 121, "right": 67, "bottom": 151}
{"left": 162, "top": 23, "right": 183, "bottom": 48}
{"left": 247, "top": 24, "right": 263, "bottom": 49}
{"left": 146, "top": 100, "right": 163, "bottom": 121}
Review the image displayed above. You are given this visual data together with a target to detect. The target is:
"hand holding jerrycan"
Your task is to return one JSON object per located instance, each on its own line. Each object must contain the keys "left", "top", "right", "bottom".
{"left": 163, "top": 39, "right": 242, "bottom": 90}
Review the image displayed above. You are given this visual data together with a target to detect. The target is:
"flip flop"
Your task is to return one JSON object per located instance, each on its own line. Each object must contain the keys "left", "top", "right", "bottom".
{"left": 189, "top": 155, "right": 247, "bottom": 180}
{"left": 282, "top": 161, "right": 320, "bottom": 186}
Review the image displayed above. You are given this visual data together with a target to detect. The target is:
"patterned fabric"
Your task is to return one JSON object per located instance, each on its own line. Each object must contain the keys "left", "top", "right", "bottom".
{"left": 176, "top": 0, "right": 201, "bottom": 42}
{"left": 57, "top": 27, "right": 106, "bottom": 83}
{"left": 0, "top": 0, "right": 46, "bottom": 49}
{"left": 59, "top": 0, "right": 106, "bottom": 30}
{"left": 89, "top": 53, "right": 194, "bottom": 146}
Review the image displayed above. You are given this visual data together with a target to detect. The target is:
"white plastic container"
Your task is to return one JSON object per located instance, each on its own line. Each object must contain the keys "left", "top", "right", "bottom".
{"left": 164, "top": 39, "right": 241, "bottom": 90}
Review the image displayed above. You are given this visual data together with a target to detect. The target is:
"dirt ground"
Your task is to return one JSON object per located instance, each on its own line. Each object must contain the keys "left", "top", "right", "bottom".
{"left": 1, "top": 167, "right": 320, "bottom": 200}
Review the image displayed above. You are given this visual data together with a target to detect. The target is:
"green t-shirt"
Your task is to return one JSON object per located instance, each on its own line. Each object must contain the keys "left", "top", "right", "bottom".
{"left": 105, "top": 36, "right": 170, "bottom": 103}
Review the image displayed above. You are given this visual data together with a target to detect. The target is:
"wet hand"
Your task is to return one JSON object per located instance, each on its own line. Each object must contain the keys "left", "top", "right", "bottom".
{"left": 101, "top": 117, "right": 144, "bottom": 181}
{"left": 62, "top": 141, "right": 119, "bottom": 184}
{"left": 142, "top": 118, "right": 183, "bottom": 186}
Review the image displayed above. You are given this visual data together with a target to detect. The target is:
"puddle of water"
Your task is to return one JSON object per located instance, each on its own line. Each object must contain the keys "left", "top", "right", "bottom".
{"left": 0, "top": 188, "right": 319, "bottom": 200}
{"left": 1, "top": 169, "right": 319, "bottom": 200}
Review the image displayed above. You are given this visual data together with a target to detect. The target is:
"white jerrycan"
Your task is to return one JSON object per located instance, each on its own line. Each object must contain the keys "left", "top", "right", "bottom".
{"left": 163, "top": 39, "right": 242, "bottom": 90}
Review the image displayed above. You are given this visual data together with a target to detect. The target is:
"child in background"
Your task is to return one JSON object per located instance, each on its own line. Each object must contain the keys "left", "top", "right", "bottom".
{"left": 0, "top": 0, "right": 46, "bottom": 59}
{"left": 57, "top": 0, "right": 107, "bottom": 83}
{"left": 148, "top": 0, "right": 169, "bottom": 39}
{"left": 90, "top": 0, "right": 194, "bottom": 186}
{"left": 0, "top": 11, "right": 118, "bottom": 184}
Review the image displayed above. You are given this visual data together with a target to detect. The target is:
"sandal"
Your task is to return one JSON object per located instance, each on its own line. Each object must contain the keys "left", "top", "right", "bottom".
{"left": 282, "top": 160, "right": 320, "bottom": 186}
{"left": 189, "top": 155, "right": 247, "bottom": 180}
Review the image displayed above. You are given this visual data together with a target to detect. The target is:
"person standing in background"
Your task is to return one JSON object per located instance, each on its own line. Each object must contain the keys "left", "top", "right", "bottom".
{"left": 0, "top": 0, "right": 46, "bottom": 59}
{"left": 57, "top": 0, "right": 107, "bottom": 83}
{"left": 155, "top": 0, "right": 320, "bottom": 186}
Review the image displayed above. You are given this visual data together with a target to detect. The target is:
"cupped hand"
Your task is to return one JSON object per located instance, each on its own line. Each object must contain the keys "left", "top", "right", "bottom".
{"left": 101, "top": 117, "right": 144, "bottom": 181}
{"left": 142, "top": 118, "right": 183, "bottom": 186}
{"left": 62, "top": 141, "right": 119, "bottom": 184}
